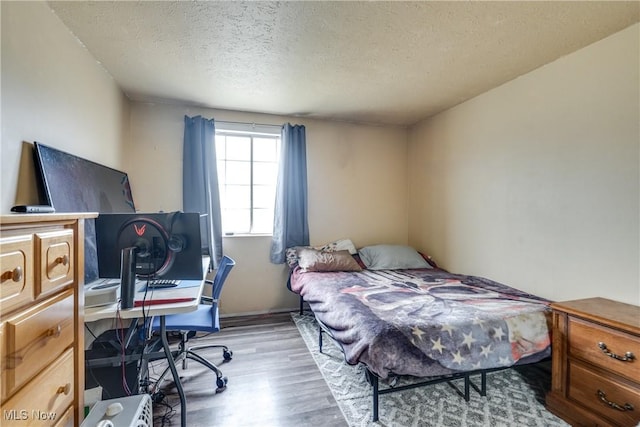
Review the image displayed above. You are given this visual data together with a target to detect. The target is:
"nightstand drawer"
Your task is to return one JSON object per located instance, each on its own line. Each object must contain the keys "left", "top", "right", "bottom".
{"left": 569, "top": 316, "right": 640, "bottom": 382}
{"left": 1, "top": 292, "right": 74, "bottom": 400}
{"left": 569, "top": 360, "right": 640, "bottom": 427}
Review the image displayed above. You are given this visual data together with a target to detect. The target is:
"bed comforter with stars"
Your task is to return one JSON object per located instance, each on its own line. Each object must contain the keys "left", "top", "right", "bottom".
{"left": 289, "top": 266, "right": 552, "bottom": 379}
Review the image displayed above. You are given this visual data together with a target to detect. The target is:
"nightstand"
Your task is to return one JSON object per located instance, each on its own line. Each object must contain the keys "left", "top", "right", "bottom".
{"left": 546, "top": 297, "right": 640, "bottom": 426}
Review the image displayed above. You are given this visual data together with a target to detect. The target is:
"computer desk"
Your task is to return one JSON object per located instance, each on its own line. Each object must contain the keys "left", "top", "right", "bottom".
{"left": 85, "top": 259, "right": 209, "bottom": 427}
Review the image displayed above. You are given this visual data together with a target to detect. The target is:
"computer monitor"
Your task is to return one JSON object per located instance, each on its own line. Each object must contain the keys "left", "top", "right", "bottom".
{"left": 95, "top": 212, "right": 204, "bottom": 280}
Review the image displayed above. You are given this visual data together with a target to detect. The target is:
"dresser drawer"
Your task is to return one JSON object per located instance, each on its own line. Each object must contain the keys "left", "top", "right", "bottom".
{"left": 35, "top": 230, "right": 74, "bottom": 297}
{"left": 1, "top": 292, "right": 74, "bottom": 400}
{"left": 568, "top": 316, "right": 640, "bottom": 382}
{"left": 1, "top": 348, "right": 74, "bottom": 427}
{"left": 0, "top": 235, "right": 34, "bottom": 313}
{"left": 569, "top": 360, "right": 640, "bottom": 426}
{"left": 52, "top": 405, "right": 74, "bottom": 427}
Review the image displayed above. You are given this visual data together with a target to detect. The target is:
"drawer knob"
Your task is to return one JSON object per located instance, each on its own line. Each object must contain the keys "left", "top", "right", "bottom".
{"left": 47, "top": 325, "right": 62, "bottom": 338}
{"left": 56, "top": 383, "right": 71, "bottom": 396}
{"left": 56, "top": 255, "right": 70, "bottom": 266}
{"left": 597, "top": 389, "right": 634, "bottom": 412}
{"left": 598, "top": 342, "right": 635, "bottom": 362}
{"left": 2, "top": 266, "right": 23, "bottom": 282}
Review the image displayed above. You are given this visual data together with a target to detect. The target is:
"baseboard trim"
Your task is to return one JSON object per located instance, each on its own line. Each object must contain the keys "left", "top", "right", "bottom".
{"left": 219, "top": 307, "right": 298, "bottom": 319}
{"left": 219, "top": 308, "right": 299, "bottom": 328}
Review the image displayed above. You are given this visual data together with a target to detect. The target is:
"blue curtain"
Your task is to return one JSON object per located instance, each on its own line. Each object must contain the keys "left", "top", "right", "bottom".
{"left": 270, "top": 123, "right": 309, "bottom": 263}
{"left": 183, "top": 115, "right": 223, "bottom": 268}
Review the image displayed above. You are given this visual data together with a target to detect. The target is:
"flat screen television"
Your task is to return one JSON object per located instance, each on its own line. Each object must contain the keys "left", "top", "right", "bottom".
{"left": 33, "top": 142, "right": 136, "bottom": 283}
{"left": 34, "top": 142, "right": 135, "bottom": 213}
{"left": 95, "top": 212, "right": 204, "bottom": 280}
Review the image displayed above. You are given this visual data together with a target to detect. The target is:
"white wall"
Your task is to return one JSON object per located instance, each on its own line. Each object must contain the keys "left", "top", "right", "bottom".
{"left": 408, "top": 24, "right": 639, "bottom": 306}
{"left": 126, "top": 102, "right": 409, "bottom": 315}
{"left": 1, "top": 1, "right": 129, "bottom": 213}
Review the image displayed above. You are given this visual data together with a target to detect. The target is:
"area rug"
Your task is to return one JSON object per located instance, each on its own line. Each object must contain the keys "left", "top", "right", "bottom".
{"left": 292, "top": 312, "right": 569, "bottom": 427}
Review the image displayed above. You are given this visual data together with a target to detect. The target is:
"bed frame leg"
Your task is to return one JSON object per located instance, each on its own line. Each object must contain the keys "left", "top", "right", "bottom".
{"left": 481, "top": 371, "right": 487, "bottom": 396}
{"left": 464, "top": 374, "right": 470, "bottom": 401}
{"left": 299, "top": 296, "right": 304, "bottom": 315}
{"left": 371, "top": 372, "right": 379, "bottom": 422}
{"left": 318, "top": 325, "right": 323, "bottom": 353}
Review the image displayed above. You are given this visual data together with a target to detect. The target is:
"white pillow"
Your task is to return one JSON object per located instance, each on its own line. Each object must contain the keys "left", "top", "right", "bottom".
{"left": 358, "top": 244, "right": 431, "bottom": 270}
{"left": 319, "top": 238, "right": 358, "bottom": 255}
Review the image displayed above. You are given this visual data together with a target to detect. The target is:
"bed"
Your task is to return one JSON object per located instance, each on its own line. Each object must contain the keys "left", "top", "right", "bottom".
{"left": 286, "top": 242, "right": 552, "bottom": 421}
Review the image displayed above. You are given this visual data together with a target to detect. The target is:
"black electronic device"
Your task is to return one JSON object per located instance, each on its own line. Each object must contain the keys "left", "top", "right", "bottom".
{"left": 11, "top": 205, "right": 55, "bottom": 213}
{"left": 34, "top": 141, "right": 135, "bottom": 213}
{"left": 95, "top": 212, "right": 203, "bottom": 280}
{"left": 33, "top": 142, "right": 136, "bottom": 283}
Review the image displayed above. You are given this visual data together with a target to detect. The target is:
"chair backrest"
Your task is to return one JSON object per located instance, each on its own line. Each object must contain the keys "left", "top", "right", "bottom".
{"left": 211, "top": 255, "right": 236, "bottom": 301}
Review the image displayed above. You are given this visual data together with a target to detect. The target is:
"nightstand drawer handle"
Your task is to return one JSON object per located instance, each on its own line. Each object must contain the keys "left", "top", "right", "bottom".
{"left": 597, "top": 389, "right": 634, "bottom": 412}
{"left": 598, "top": 342, "right": 635, "bottom": 362}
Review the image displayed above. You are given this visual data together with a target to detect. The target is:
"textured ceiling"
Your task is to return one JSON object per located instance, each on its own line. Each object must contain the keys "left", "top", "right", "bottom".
{"left": 48, "top": 1, "right": 639, "bottom": 127}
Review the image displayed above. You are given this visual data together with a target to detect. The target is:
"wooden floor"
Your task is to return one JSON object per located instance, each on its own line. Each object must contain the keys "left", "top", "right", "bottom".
{"left": 149, "top": 312, "right": 347, "bottom": 426}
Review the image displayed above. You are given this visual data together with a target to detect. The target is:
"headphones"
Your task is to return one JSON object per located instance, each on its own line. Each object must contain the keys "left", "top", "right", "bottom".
{"left": 165, "top": 211, "right": 186, "bottom": 253}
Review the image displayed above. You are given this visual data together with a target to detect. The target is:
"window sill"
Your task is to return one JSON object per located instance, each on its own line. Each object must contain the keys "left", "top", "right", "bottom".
{"left": 223, "top": 233, "right": 272, "bottom": 238}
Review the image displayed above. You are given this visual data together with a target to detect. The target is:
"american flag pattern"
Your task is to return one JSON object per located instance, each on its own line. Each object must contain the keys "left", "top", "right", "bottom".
{"left": 291, "top": 267, "right": 551, "bottom": 379}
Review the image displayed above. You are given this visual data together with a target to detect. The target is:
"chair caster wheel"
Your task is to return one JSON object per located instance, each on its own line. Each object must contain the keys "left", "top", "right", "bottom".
{"left": 223, "top": 349, "right": 233, "bottom": 362}
{"left": 216, "top": 376, "right": 228, "bottom": 393}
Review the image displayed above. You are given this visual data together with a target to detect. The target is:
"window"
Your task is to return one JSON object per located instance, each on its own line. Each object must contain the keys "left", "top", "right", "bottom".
{"left": 215, "top": 124, "right": 280, "bottom": 235}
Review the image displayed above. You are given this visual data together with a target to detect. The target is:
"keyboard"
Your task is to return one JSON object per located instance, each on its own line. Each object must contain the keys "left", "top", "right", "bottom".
{"left": 144, "top": 279, "right": 179, "bottom": 289}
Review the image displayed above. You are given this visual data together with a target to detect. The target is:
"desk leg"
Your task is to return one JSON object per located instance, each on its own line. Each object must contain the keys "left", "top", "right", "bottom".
{"left": 159, "top": 315, "right": 187, "bottom": 427}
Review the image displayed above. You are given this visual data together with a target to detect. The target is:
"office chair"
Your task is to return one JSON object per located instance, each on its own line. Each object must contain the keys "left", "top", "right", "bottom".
{"left": 149, "top": 255, "right": 236, "bottom": 393}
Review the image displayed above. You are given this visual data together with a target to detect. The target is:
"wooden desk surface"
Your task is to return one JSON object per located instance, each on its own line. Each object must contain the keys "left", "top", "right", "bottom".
{"left": 84, "top": 257, "right": 209, "bottom": 322}
{"left": 84, "top": 279, "right": 204, "bottom": 322}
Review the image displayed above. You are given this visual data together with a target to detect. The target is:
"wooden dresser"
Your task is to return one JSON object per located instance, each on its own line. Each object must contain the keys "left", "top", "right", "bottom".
{"left": 547, "top": 297, "right": 640, "bottom": 426}
{"left": 0, "top": 213, "right": 96, "bottom": 427}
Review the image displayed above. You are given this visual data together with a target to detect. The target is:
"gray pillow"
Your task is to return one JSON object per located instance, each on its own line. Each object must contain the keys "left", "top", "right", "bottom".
{"left": 358, "top": 245, "right": 431, "bottom": 270}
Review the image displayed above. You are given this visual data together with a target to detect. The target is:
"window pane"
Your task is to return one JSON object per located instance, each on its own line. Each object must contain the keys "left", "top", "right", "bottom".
{"left": 253, "top": 184, "right": 276, "bottom": 209}
{"left": 252, "top": 208, "right": 274, "bottom": 234}
{"left": 216, "top": 161, "right": 226, "bottom": 185}
{"left": 253, "top": 138, "right": 279, "bottom": 162}
{"left": 222, "top": 208, "right": 250, "bottom": 234}
{"left": 224, "top": 184, "right": 250, "bottom": 208}
{"left": 225, "top": 160, "right": 250, "bottom": 185}
{"left": 215, "top": 135, "right": 226, "bottom": 159}
{"left": 215, "top": 127, "right": 281, "bottom": 235}
{"left": 225, "top": 136, "right": 251, "bottom": 160}
{"left": 253, "top": 162, "right": 278, "bottom": 185}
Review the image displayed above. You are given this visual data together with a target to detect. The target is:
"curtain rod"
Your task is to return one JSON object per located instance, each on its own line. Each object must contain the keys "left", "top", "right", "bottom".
{"left": 216, "top": 120, "right": 282, "bottom": 129}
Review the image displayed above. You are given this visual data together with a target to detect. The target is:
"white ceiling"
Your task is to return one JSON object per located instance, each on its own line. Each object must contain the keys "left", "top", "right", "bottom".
{"left": 48, "top": 1, "right": 639, "bottom": 127}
